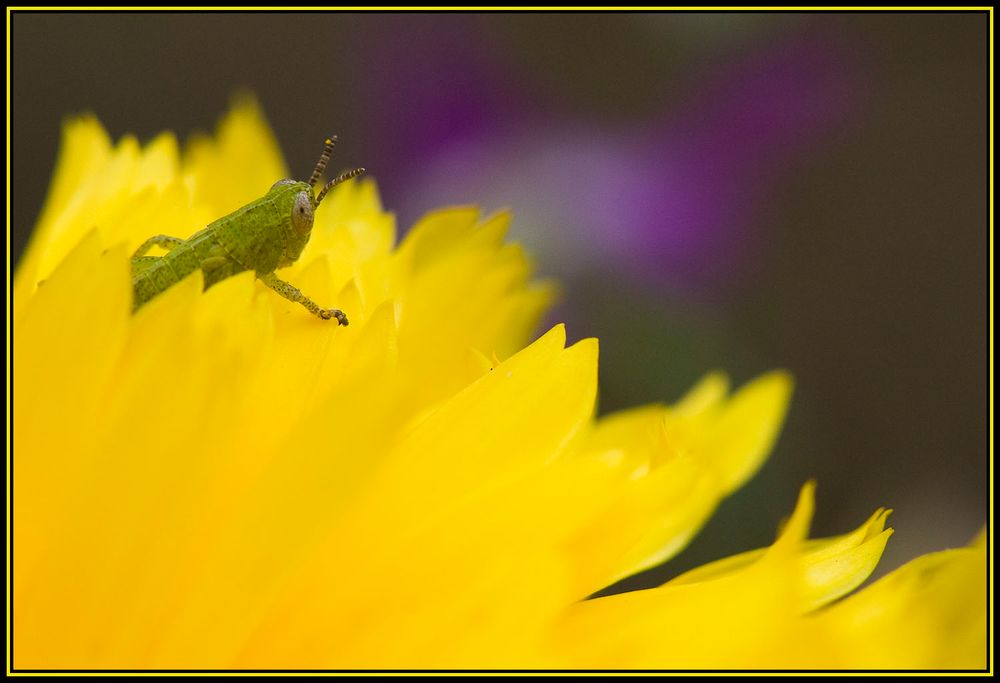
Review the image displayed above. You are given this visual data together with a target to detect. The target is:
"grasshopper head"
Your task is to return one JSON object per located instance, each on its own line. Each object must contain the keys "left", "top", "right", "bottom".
{"left": 267, "top": 179, "right": 316, "bottom": 268}
{"left": 270, "top": 136, "right": 365, "bottom": 267}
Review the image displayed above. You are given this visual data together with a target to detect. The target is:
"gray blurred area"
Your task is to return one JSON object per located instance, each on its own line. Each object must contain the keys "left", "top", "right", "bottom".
{"left": 11, "top": 12, "right": 989, "bottom": 590}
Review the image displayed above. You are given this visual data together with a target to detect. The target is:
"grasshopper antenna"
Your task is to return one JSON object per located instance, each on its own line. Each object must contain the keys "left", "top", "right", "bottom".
{"left": 308, "top": 135, "right": 338, "bottom": 189}
{"left": 316, "top": 167, "right": 366, "bottom": 205}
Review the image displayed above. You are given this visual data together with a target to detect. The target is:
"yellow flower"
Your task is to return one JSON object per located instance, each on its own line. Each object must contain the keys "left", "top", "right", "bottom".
{"left": 13, "top": 99, "right": 986, "bottom": 670}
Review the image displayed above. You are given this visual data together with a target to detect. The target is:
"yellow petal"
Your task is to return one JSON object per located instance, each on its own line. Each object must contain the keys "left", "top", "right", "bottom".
{"left": 14, "top": 231, "right": 130, "bottom": 569}
{"left": 14, "top": 114, "right": 112, "bottom": 315}
{"left": 563, "top": 371, "right": 794, "bottom": 594}
{"left": 547, "top": 483, "right": 817, "bottom": 669}
{"left": 183, "top": 94, "right": 287, "bottom": 217}
{"left": 14, "top": 98, "right": 982, "bottom": 671}
{"left": 670, "top": 506, "right": 893, "bottom": 613}
{"left": 15, "top": 119, "right": 187, "bottom": 321}
{"left": 808, "top": 535, "right": 987, "bottom": 668}
{"left": 230, "top": 326, "right": 599, "bottom": 667}
{"left": 697, "top": 370, "right": 794, "bottom": 493}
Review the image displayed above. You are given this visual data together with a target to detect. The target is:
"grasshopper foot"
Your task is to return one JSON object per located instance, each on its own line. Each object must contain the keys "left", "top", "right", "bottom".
{"left": 320, "top": 308, "right": 349, "bottom": 326}
{"left": 259, "top": 272, "right": 349, "bottom": 324}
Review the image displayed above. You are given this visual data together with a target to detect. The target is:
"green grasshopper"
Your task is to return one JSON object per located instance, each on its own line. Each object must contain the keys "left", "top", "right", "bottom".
{"left": 131, "top": 136, "right": 364, "bottom": 325}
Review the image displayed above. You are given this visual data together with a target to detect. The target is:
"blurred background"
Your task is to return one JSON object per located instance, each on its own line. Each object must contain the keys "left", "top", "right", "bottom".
{"left": 11, "top": 12, "right": 989, "bottom": 589}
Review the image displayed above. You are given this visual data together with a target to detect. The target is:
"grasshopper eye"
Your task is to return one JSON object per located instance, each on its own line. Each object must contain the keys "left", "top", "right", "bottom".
{"left": 291, "top": 191, "right": 314, "bottom": 234}
{"left": 271, "top": 179, "right": 296, "bottom": 190}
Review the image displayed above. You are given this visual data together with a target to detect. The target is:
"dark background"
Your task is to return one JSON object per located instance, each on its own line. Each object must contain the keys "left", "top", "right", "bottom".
{"left": 11, "top": 11, "right": 989, "bottom": 589}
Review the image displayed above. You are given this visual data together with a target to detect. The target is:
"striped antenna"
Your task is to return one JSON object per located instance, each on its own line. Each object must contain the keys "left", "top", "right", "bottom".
{"left": 307, "top": 135, "right": 338, "bottom": 189}
{"left": 316, "top": 167, "right": 366, "bottom": 205}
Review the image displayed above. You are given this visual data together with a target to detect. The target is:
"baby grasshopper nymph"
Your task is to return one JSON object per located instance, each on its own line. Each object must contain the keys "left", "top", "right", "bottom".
{"left": 131, "top": 136, "right": 364, "bottom": 325}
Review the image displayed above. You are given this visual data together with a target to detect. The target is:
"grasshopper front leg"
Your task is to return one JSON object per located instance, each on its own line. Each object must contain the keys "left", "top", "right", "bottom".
{"left": 259, "top": 271, "right": 349, "bottom": 325}
{"left": 132, "top": 235, "right": 186, "bottom": 258}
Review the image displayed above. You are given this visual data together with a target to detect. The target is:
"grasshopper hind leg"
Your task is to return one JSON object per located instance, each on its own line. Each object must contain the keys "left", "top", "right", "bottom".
{"left": 132, "top": 235, "right": 185, "bottom": 258}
